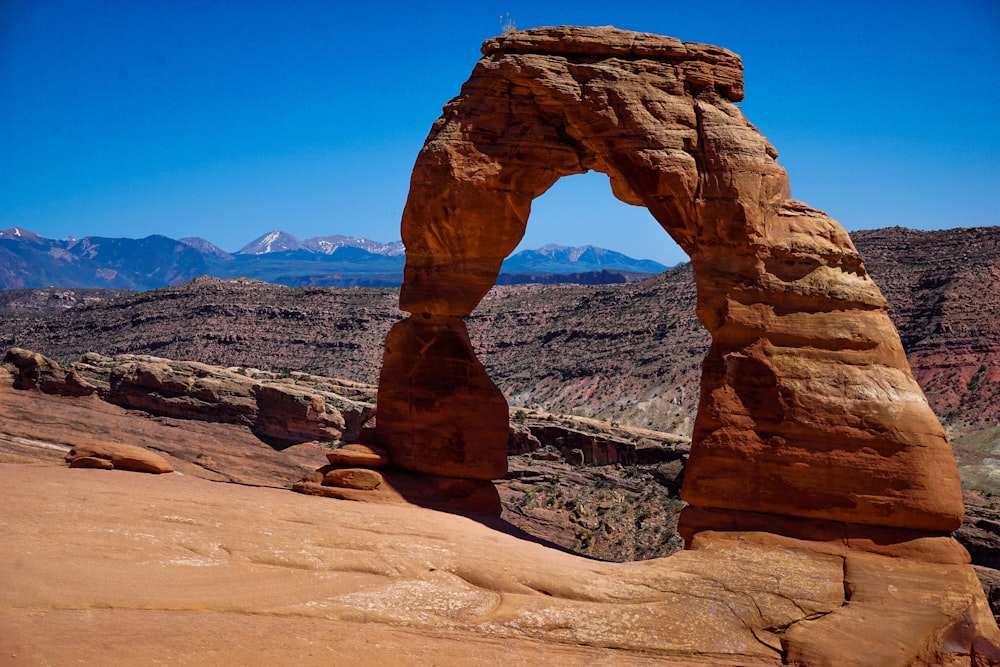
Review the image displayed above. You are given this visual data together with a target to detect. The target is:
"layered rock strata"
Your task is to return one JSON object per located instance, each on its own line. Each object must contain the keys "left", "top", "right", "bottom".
{"left": 63, "top": 353, "right": 375, "bottom": 447}
{"left": 376, "top": 25, "right": 963, "bottom": 534}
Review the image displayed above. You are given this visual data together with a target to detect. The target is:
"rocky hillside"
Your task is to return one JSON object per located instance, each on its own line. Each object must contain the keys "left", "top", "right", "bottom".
{"left": 853, "top": 227, "right": 1000, "bottom": 427}
{"left": 0, "top": 276, "right": 403, "bottom": 383}
{"left": 4, "top": 227, "right": 997, "bottom": 436}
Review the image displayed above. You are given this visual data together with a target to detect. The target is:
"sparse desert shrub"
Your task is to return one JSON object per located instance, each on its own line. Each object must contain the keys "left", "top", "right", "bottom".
{"left": 500, "top": 13, "right": 517, "bottom": 34}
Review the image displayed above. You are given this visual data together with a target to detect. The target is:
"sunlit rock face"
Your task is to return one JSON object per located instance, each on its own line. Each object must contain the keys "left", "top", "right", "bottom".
{"left": 377, "top": 25, "right": 963, "bottom": 533}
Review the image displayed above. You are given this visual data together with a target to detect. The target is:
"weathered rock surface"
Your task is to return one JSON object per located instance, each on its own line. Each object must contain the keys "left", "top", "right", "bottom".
{"left": 3, "top": 346, "right": 96, "bottom": 396}
{"left": 326, "top": 443, "right": 389, "bottom": 467}
{"left": 3, "top": 347, "right": 999, "bottom": 659}
{"left": 105, "top": 357, "right": 351, "bottom": 445}
{"left": 377, "top": 26, "right": 964, "bottom": 537}
{"left": 292, "top": 467, "right": 502, "bottom": 516}
{"left": 2, "top": 463, "right": 998, "bottom": 666}
{"left": 0, "top": 358, "right": 335, "bottom": 487}
{"left": 67, "top": 455, "right": 114, "bottom": 470}
{"left": 322, "top": 467, "right": 383, "bottom": 490}
{"left": 507, "top": 408, "right": 688, "bottom": 467}
{"left": 65, "top": 441, "right": 173, "bottom": 474}
{"left": 5, "top": 351, "right": 376, "bottom": 448}
{"left": 377, "top": 316, "right": 508, "bottom": 479}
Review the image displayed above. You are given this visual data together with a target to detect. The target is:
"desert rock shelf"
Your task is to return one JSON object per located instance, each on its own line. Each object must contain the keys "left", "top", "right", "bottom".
{"left": 1, "top": 25, "right": 999, "bottom": 666}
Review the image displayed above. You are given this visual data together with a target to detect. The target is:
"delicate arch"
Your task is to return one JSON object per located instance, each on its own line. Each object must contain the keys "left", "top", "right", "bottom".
{"left": 376, "top": 26, "right": 963, "bottom": 534}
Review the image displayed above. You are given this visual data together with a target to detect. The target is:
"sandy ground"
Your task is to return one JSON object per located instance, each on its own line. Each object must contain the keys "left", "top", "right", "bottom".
{"left": 1, "top": 460, "right": 785, "bottom": 666}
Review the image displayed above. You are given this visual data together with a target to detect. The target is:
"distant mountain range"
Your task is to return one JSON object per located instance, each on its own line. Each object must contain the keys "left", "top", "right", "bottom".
{"left": 0, "top": 228, "right": 668, "bottom": 290}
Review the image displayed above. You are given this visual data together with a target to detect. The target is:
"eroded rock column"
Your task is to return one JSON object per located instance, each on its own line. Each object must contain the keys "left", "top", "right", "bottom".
{"left": 377, "top": 316, "right": 508, "bottom": 479}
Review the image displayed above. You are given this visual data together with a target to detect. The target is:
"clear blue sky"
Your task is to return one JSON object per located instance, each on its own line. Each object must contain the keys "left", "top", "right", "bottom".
{"left": 2, "top": 1, "right": 998, "bottom": 265}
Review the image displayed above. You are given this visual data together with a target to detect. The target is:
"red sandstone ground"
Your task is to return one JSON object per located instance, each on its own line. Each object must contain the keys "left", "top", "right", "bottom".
{"left": 3, "top": 446, "right": 997, "bottom": 665}
{"left": 0, "top": 354, "right": 997, "bottom": 665}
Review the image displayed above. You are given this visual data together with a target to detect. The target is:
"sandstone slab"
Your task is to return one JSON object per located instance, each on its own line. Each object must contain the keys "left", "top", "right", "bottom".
{"left": 2, "top": 463, "right": 996, "bottom": 665}
{"left": 326, "top": 444, "right": 389, "bottom": 467}
{"left": 65, "top": 441, "right": 173, "bottom": 474}
{"left": 322, "top": 467, "right": 383, "bottom": 490}
{"left": 3, "top": 347, "right": 96, "bottom": 396}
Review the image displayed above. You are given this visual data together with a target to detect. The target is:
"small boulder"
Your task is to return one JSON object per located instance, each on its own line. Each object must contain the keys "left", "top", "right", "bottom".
{"left": 68, "top": 456, "right": 115, "bottom": 470}
{"left": 300, "top": 470, "right": 324, "bottom": 485}
{"left": 322, "top": 468, "right": 383, "bottom": 490}
{"left": 66, "top": 442, "right": 173, "bottom": 474}
{"left": 326, "top": 444, "right": 389, "bottom": 468}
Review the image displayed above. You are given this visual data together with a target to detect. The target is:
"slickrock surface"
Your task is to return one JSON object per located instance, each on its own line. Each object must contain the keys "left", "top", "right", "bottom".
{"left": 378, "top": 26, "right": 963, "bottom": 535}
{"left": 2, "top": 462, "right": 998, "bottom": 666}
{"left": 2, "top": 351, "right": 999, "bottom": 661}
{"left": 0, "top": 361, "right": 337, "bottom": 487}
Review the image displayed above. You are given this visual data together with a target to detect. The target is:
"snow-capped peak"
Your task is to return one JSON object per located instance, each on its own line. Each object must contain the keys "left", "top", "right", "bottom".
{"left": 236, "top": 231, "right": 305, "bottom": 255}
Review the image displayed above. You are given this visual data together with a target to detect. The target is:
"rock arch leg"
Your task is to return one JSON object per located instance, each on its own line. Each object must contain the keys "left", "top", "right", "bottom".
{"left": 377, "top": 315, "right": 508, "bottom": 479}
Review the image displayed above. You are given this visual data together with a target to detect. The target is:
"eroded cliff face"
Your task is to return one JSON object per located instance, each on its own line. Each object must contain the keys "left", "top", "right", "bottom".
{"left": 376, "top": 26, "right": 963, "bottom": 537}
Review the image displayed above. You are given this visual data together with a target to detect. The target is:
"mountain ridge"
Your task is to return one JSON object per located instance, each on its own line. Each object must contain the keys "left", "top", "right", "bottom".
{"left": 0, "top": 227, "right": 666, "bottom": 289}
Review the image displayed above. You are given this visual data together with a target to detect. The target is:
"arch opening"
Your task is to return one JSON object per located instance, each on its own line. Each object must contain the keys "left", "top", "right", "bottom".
{"left": 509, "top": 170, "right": 687, "bottom": 269}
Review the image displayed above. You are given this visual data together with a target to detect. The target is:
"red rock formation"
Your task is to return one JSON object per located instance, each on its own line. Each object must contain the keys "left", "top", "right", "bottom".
{"left": 104, "top": 357, "right": 353, "bottom": 446}
{"left": 378, "top": 316, "right": 508, "bottom": 479}
{"left": 3, "top": 347, "right": 96, "bottom": 396}
{"left": 65, "top": 441, "right": 173, "bottom": 474}
{"left": 377, "top": 26, "right": 963, "bottom": 535}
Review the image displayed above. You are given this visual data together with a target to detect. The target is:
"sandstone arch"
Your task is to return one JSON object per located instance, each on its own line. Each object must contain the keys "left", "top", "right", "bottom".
{"left": 376, "top": 26, "right": 963, "bottom": 535}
